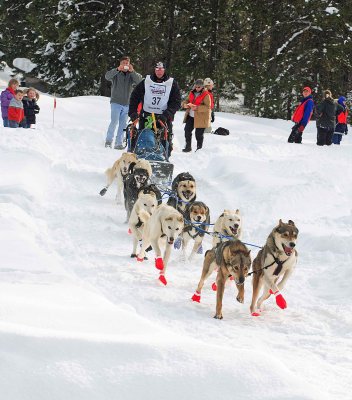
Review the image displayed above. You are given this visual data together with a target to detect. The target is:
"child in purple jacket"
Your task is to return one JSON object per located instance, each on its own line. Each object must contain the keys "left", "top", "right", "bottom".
{"left": 1, "top": 78, "right": 20, "bottom": 127}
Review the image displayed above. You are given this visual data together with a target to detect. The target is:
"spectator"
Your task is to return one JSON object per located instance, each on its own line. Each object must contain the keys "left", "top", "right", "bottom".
{"left": 105, "top": 56, "right": 142, "bottom": 149}
{"left": 8, "top": 90, "right": 25, "bottom": 128}
{"left": 1, "top": 78, "right": 19, "bottom": 127}
{"left": 315, "top": 90, "right": 342, "bottom": 146}
{"left": 182, "top": 79, "right": 211, "bottom": 152}
{"left": 204, "top": 77, "right": 215, "bottom": 133}
{"left": 22, "top": 87, "right": 40, "bottom": 128}
{"left": 288, "top": 86, "right": 314, "bottom": 143}
{"left": 332, "top": 96, "right": 348, "bottom": 145}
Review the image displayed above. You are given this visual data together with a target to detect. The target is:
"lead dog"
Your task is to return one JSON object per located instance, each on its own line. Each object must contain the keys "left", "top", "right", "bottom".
{"left": 191, "top": 240, "right": 251, "bottom": 319}
{"left": 137, "top": 204, "right": 184, "bottom": 286}
{"left": 167, "top": 172, "right": 197, "bottom": 213}
{"left": 181, "top": 201, "right": 210, "bottom": 261}
{"left": 128, "top": 191, "right": 158, "bottom": 258}
{"left": 212, "top": 209, "right": 242, "bottom": 246}
{"left": 99, "top": 152, "right": 137, "bottom": 202}
{"left": 250, "top": 219, "right": 299, "bottom": 316}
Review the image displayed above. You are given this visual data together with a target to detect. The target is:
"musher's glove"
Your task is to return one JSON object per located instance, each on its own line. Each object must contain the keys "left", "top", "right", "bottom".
{"left": 211, "top": 110, "right": 215, "bottom": 123}
{"left": 158, "top": 114, "right": 167, "bottom": 124}
{"left": 298, "top": 125, "right": 304, "bottom": 133}
{"left": 130, "top": 112, "right": 138, "bottom": 122}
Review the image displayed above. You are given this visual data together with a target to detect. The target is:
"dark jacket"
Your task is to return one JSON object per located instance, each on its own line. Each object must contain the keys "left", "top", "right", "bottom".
{"left": 316, "top": 97, "right": 340, "bottom": 130}
{"left": 129, "top": 72, "right": 181, "bottom": 120}
{"left": 22, "top": 97, "right": 40, "bottom": 124}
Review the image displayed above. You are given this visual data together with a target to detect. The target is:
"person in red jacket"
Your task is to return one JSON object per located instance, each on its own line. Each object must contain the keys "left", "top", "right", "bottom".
{"left": 332, "top": 96, "right": 348, "bottom": 145}
{"left": 288, "top": 86, "right": 314, "bottom": 143}
{"left": 8, "top": 90, "right": 25, "bottom": 128}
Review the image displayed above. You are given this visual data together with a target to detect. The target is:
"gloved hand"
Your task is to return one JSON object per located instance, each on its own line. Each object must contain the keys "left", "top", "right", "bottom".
{"left": 130, "top": 112, "right": 138, "bottom": 122}
{"left": 211, "top": 110, "right": 215, "bottom": 123}
{"left": 298, "top": 125, "right": 304, "bottom": 133}
{"left": 158, "top": 114, "right": 167, "bottom": 124}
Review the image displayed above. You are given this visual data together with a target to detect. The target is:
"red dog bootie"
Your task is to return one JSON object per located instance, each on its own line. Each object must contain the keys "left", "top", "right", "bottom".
{"left": 251, "top": 311, "right": 261, "bottom": 317}
{"left": 211, "top": 282, "right": 217, "bottom": 291}
{"left": 136, "top": 255, "right": 144, "bottom": 262}
{"left": 270, "top": 289, "right": 287, "bottom": 309}
{"left": 159, "top": 273, "right": 167, "bottom": 286}
{"left": 128, "top": 228, "right": 132, "bottom": 235}
{"left": 191, "top": 290, "right": 201, "bottom": 302}
{"left": 155, "top": 257, "right": 164, "bottom": 270}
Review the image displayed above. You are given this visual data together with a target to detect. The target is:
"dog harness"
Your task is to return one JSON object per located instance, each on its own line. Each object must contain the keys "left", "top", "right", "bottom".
{"left": 266, "top": 252, "right": 289, "bottom": 276}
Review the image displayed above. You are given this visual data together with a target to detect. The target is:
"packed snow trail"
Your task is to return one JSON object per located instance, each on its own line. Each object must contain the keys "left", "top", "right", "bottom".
{"left": 0, "top": 89, "right": 351, "bottom": 399}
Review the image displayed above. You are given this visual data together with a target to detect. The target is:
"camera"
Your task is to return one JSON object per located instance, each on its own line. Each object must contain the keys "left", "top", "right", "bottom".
{"left": 123, "top": 65, "right": 129, "bottom": 71}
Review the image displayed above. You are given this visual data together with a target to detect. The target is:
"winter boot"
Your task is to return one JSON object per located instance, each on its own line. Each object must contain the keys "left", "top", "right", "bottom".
{"left": 182, "top": 141, "right": 192, "bottom": 152}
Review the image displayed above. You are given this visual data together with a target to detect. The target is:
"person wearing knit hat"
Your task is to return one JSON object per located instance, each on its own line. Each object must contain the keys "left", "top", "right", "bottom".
{"left": 204, "top": 78, "right": 215, "bottom": 133}
{"left": 316, "top": 90, "right": 343, "bottom": 146}
{"left": 332, "top": 96, "right": 348, "bottom": 145}
{"left": 128, "top": 60, "right": 181, "bottom": 156}
{"left": 288, "top": 86, "right": 315, "bottom": 143}
{"left": 181, "top": 79, "right": 211, "bottom": 152}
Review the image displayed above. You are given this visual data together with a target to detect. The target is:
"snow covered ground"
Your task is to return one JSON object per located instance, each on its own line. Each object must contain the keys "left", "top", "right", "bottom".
{"left": 1, "top": 71, "right": 352, "bottom": 399}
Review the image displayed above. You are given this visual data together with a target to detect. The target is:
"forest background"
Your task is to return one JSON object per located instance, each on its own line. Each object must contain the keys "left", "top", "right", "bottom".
{"left": 1, "top": 0, "right": 351, "bottom": 118}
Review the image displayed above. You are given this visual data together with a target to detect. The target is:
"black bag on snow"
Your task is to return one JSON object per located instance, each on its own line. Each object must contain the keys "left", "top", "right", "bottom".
{"left": 212, "top": 127, "right": 230, "bottom": 136}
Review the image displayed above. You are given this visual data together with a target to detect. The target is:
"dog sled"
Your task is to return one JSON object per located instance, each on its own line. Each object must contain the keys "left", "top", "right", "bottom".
{"left": 126, "top": 116, "right": 174, "bottom": 186}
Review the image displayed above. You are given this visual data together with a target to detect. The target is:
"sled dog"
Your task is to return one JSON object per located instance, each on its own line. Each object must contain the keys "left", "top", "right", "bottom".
{"left": 137, "top": 204, "right": 184, "bottom": 285}
{"left": 192, "top": 240, "right": 251, "bottom": 319}
{"left": 128, "top": 191, "right": 158, "bottom": 258}
{"left": 167, "top": 172, "right": 196, "bottom": 213}
{"left": 212, "top": 209, "right": 242, "bottom": 246}
{"left": 99, "top": 152, "right": 137, "bottom": 202}
{"left": 250, "top": 219, "right": 299, "bottom": 316}
{"left": 124, "top": 159, "right": 153, "bottom": 219}
{"left": 181, "top": 201, "right": 210, "bottom": 261}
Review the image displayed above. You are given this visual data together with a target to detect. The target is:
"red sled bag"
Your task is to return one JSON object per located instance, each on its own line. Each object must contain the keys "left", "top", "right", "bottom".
{"left": 212, "top": 127, "right": 229, "bottom": 136}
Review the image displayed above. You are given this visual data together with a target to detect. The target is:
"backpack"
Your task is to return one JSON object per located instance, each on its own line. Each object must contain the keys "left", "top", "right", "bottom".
{"left": 212, "top": 127, "right": 230, "bottom": 136}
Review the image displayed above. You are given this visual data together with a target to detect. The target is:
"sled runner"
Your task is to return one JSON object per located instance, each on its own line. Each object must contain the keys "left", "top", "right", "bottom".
{"left": 126, "top": 117, "right": 174, "bottom": 186}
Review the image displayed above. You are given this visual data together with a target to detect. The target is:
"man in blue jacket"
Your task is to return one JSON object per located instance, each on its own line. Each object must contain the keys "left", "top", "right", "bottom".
{"left": 105, "top": 56, "right": 142, "bottom": 149}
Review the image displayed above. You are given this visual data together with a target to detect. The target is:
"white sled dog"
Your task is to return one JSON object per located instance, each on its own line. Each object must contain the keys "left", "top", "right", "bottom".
{"left": 250, "top": 219, "right": 299, "bottom": 317}
{"left": 137, "top": 204, "right": 184, "bottom": 286}
{"left": 128, "top": 191, "right": 158, "bottom": 258}
{"left": 212, "top": 209, "right": 242, "bottom": 246}
{"left": 99, "top": 152, "right": 137, "bottom": 202}
{"left": 181, "top": 201, "right": 210, "bottom": 261}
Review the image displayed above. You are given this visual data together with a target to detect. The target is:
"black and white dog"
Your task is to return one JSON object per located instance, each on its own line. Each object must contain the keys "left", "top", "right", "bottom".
{"left": 124, "top": 160, "right": 153, "bottom": 219}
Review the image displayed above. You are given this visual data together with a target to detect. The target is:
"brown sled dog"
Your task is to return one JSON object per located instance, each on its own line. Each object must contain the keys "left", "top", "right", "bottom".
{"left": 250, "top": 219, "right": 299, "bottom": 317}
{"left": 192, "top": 240, "right": 251, "bottom": 319}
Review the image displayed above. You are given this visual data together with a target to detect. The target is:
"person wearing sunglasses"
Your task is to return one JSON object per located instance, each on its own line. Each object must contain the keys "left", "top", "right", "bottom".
{"left": 182, "top": 79, "right": 211, "bottom": 152}
{"left": 129, "top": 61, "right": 181, "bottom": 156}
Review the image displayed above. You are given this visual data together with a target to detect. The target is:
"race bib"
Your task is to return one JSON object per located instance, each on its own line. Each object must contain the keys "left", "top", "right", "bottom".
{"left": 143, "top": 75, "right": 173, "bottom": 114}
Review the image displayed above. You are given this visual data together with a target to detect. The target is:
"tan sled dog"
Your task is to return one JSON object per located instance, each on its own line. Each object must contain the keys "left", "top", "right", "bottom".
{"left": 192, "top": 240, "right": 251, "bottom": 319}
{"left": 250, "top": 219, "right": 299, "bottom": 316}
{"left": 212, "top": 209, "right": 242, "bottom": 246}
{"left": 137, "top": 204, "right": 184, "bottom": 286}
{"left": 181, "top": 201, "right": 210, "bottom": 261}
{"left": 99, "top": 152, "right": 137, "bottom": 202}
{"left": 128, "top": 191, "right": 158, "bottom": 258}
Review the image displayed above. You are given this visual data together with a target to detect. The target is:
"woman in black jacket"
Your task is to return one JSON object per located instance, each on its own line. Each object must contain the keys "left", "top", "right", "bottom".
{"left": 22, "top": 87, "right": 40, "bottom": 128}
{"left": 315, "top": 90, "right": 343, "bottom": 146}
